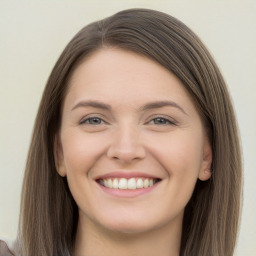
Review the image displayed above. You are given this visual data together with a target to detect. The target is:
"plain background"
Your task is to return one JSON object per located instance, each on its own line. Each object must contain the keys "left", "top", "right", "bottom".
{"left": 0, "top": 0, "right": 255, "bottom": 255}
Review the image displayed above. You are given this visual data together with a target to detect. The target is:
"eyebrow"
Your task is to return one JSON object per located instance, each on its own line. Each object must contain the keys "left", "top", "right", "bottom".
{"left": 71, "top": 100, "right": 187, "bottom": 115}
{"left": 71, "top": 100, "right": 112, "bottom": 111}
{"left": 139, "top": 100, "right": 188, "bottom": 115}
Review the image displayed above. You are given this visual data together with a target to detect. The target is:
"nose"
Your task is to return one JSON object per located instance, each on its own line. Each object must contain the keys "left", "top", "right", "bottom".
{"left": 107, "top": 125, "right": 146, "bottom": 163}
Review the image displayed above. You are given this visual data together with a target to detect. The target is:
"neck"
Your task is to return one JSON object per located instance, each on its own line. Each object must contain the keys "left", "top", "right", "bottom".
{"left": 74, "top": 214, "right": 182, "bottom": 256}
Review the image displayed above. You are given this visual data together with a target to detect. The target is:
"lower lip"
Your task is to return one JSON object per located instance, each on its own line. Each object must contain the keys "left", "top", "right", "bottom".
{"left": 96, "top": 182, "right": 160, "bottom": 198}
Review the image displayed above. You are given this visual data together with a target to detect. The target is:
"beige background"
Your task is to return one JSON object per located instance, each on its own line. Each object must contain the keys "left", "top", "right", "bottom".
{"left": 0, "top": 1, "right": 255, "bottom": 255}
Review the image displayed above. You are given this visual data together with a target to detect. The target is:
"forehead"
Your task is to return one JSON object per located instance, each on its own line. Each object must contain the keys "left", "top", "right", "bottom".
{"left": 64, "top": 48, "right": 197, "bottom": 115}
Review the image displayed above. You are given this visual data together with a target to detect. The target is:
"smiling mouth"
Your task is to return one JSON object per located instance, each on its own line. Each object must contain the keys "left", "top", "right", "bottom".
{"left": 96, "top": 177, "right": 161, "bottom": 190}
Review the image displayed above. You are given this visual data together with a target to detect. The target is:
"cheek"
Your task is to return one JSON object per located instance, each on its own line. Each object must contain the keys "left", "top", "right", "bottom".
{"left": 61, "top": 130, "right": 107, "bottom": 175}
{"left": 146, "top": 130, "right": 204, "bottom": 199}
{"left": 60, "top": 131, "right": 108, "bottom": 214}
{"left": 149, "top": 130, "right": 203, "bottom": 171}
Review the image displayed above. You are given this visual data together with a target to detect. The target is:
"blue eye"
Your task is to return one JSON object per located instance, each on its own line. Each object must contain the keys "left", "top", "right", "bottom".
{"left": 81, "top": 117, "right": 104, "bottom": 125}
{"left": 151, "top": 117, "right": 174, "bottom": 125}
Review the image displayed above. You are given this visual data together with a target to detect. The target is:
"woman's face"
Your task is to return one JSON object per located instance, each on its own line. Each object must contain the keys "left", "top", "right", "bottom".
{"left": 56, "top": 48, "right": 212, "bottom": 234}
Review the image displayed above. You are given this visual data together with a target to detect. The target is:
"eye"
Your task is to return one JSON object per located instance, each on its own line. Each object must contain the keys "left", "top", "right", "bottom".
{"left": 80, "top": 117, "right": 105, "bottom": 125}
{"left": 149, "top": 117, "right": 176, "bottom": 125}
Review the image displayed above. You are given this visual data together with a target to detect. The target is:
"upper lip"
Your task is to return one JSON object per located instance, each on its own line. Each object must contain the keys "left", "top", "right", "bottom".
{"left": 94, "top": 171, "right": 161, "bottom": 180}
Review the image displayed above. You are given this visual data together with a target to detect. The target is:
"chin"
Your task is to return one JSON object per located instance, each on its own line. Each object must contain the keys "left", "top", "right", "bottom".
{"left": 95, "top": 211, "right": 171, "bottom": 235}
{"left": 103, "top": 223, "right": 155, "bottom": 236}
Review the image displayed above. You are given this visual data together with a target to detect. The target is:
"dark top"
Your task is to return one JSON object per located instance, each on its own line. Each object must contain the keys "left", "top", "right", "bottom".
{"left": 0, "top": 241, "right": 14, "bottom": 256}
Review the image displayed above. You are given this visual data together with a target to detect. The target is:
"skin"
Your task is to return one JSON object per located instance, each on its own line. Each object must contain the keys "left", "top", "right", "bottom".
{"left": 55, "top": 48, "right": 212, "bottom": 256}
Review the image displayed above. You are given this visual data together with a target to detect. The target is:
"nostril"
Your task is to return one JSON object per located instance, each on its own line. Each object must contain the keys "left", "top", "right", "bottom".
{"left": 106, "top": 133, "right": 146, "bottom": 162}
{"left": 107, "top": 148, "right": 146, "bottom": 163}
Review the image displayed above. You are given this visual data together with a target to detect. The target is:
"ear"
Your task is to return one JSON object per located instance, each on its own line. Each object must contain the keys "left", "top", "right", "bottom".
{"left": 54, "top": 133, "right": 67, "bottom": 177}
{"left": 198, "top": 137, "right": 212, "bottom": 181}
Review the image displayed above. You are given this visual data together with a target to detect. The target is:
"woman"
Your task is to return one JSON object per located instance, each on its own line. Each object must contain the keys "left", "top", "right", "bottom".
{"left": 1, "top": 8, "right": 242, "bottom": 256}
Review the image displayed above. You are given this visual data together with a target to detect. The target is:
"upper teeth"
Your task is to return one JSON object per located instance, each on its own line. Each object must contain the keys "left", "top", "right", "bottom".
{"left": 99, "top": 178, "right": 159, "bottom": 190}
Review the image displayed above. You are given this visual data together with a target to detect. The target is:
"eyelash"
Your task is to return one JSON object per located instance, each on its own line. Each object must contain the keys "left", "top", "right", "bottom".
{"left": 148, "top": 117, "right": 176, "bottom": 126}
{"left": 80, "top": 116, "right": 176, "bottom": 126}
{"left": 80, "top": 117, "right": 106, "bottom": 126}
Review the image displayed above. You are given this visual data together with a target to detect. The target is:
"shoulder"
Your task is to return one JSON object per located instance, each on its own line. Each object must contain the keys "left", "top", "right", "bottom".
{"left": 0, "top": 240, "right": 15, "bottom": 256}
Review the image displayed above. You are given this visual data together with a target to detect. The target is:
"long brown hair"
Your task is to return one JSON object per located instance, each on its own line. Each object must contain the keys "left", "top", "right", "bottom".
{"left": 17, "top": 8, "right": 242, "bottom": 256}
